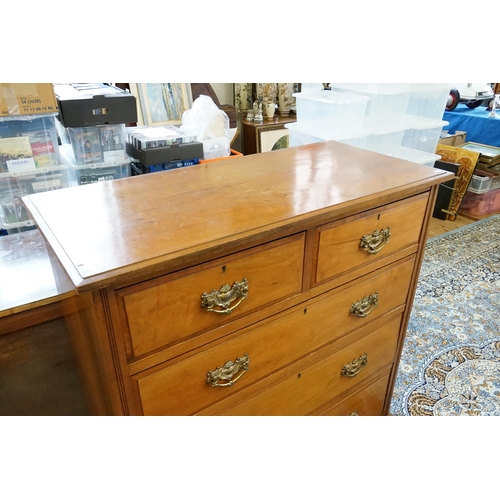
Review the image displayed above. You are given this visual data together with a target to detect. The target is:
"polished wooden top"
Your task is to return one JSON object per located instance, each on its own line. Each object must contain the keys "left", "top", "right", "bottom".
{"left": 23, "top": 141, "right": 453, "bottom": 292}
{"left": 0, "top": 230, "right": 75, "bottom": 317}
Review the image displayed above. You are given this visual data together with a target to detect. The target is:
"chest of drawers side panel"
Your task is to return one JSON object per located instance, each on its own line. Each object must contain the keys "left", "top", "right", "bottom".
{"left": 381, "top": 183, "right": 442, "bottom": 414}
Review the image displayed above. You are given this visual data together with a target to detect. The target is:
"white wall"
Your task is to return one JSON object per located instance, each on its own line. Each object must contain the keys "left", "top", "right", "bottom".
{"left": 209, "top": 83, "right": 234, "bottom": 105}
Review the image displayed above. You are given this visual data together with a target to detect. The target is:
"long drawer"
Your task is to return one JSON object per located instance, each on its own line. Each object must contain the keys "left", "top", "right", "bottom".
{"left": 320, "top": 370, "right": 392, "bottom": 416}
{"left": 134, "top": 257, "right": 415, "bottom": 415}
{"left": 218, "top": 319, "right": 399, "bottom": 416}
{"left": 315, "top": 194, "right": 428, "bottom": 285}
{"left": 116, "top": 233, "right": 305, "bottom": 359}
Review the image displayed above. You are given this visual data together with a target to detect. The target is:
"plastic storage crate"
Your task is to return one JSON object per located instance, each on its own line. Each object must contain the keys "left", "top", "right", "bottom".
{"left": 60, "top": 144, "right": 131, "bottom": 187}
{"left": 293, "top": 90, "right": 369, "bottom": 137}
{"left": 407, "top": 84, "right": 451, "bottom": 121}
{"left": 64, "top": 124, "right": 127, "bottom": 165}
{"left": 0, "top": 165, "right": 68, "bottom": 232}
{"left": 285, "top": 122, "right": 367, "bottom": 149}
{"left": 0, "top": 113, "right": 61, "bottom": 172}
{"left": 385, "top": 146, "right": 441, "bottom": 167}
{"left": 402, "top": 116, "right": 449, "bottom": 154}
{"left": 328, "top": 84, "right": 411, "bottom": 121}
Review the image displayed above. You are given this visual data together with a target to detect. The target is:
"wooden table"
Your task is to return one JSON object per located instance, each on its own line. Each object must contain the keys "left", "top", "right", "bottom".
{"left": 0, "top": 230, "right": 88, "bottom": 415}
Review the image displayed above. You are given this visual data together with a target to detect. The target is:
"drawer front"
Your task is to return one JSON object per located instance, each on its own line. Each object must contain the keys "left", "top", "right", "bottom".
{"left": 315, "top": 194, "right": 428, "bottom": 285}
{"left": 135, "top": 258, "right": 414, "bottom": 415}
{"left": 320, "top": 370, "right": 391, "bottom": 416}
{"left": 118, "top": 233, "right": 305, "bottom": 359}
{"left": 219, "top": 318, "right": 400, "bottom": 416}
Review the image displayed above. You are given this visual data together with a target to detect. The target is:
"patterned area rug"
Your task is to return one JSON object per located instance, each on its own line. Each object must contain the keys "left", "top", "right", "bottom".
{"left": 390, "top": 213, "right": 500, "bottom": 416}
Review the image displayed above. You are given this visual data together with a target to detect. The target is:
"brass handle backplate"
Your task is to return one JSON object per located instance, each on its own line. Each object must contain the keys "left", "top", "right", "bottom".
{"left": 350, "top": 292, "right": 379, "bottom": 318}
{"left": 360, "top": 227, "right": 391, "bottom": 255}
{"left": 341, "top": 354, "right": 368, "bottom": 378}
{"left": 206, "top": 354, "right": 250, "bottom": 387}
{"left": 201, "top": 278, "right": 249, "bottom": 315}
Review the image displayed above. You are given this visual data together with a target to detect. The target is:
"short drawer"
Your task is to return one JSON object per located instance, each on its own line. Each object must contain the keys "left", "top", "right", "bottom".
{"left": 134, "top": 257, "right": 414, "bottom": 415}
{"left": 117, "top": 233, "right": 305, "bottom": 359}
{"left": 219, "top": 318, "right": 399, "bottom": 416}
{"left": 320, "top": 370, "right": 391, "bottom": 416}
{"left": 315, "top": 194, "right": 428, "bottom": 285}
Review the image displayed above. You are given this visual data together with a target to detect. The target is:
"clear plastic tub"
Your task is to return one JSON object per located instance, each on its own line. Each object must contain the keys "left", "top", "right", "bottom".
{"left": 0, "top": 113, "right": 61, "bottom": 173}
{"left": 407, "top": 84, "right": 451, "bottom": 121}
{"left": 401, "top": 116, "right": 449, "bottom": 154}
{"left": 66, "top": 124, "right": 127, "bottom": 165}
{"left": 328, "top": 84, "right": 411, "bottom": 120}
{"left": 60, "top": 144, "right": 130, "bottom": 186}
{"left": 293, "top": 90, "right": 369, "bottom": 137}
{"left": 385, "top": 146, "right": 441, "bottom": 167}
{"left": 285, "top": 122, "right": 367, "bottom": 149}
{"left": 0, "top": 165, "right": 69, "bottom": 231}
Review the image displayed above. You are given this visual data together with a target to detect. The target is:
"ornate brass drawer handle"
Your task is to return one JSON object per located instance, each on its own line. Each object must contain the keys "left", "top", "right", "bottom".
{"left": 350, "top": 292, "right": 378, "bottom": 318}
{"left": 360, "top": 227, "right": 391, "bottom": 255}
{"left": 201, "top": 278, "right": 249, "bottom": 315}
{"left": 206, "top": 354, "right": 250, "bottom": 387}
{"left": 349, "top": 411, "right": 359, "bottom": 416}
{"left": 341, "top": 354, "right": 368, "bottom": 378}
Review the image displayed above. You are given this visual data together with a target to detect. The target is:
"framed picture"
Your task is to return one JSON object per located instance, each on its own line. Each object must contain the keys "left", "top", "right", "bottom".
{"left": 258, "top": 125, "right": 289, "bottom": 153}
{"left": 132, "top": 83, "right": 193, "bottom": 126}
{"left": 459, "top": 142, "right": 500, "bottom": 163}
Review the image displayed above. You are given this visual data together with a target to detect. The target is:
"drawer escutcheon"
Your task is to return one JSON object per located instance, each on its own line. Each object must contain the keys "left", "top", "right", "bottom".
{"left": 201, "top": 278, "right": 249, "bottom": 315}
{"left": 341, "top": 354, "right": 368, "bottom": 378}
{"left": 360, "top": 227, "right": 391, "bottom": 255}
{"left": 207, "top": 354, "right": 250, "bottom": 387}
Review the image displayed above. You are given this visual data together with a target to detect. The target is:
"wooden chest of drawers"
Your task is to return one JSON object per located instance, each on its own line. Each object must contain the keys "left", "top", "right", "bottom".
{"left": 24, "top": 141, "right": 453, "bottom": 416}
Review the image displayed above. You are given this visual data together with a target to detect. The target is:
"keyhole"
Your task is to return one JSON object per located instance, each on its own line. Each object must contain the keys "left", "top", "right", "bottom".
{"left": 222, "top": 265, "right": 226, "bottom": 273}
{"left": 377, "top": 214, "right": 381, "bottom": 220}
{"left": 297, "top": 373, "right": 301, "bottom": 379}
{"left": 303, "top": 308, "right": 307, "bottom": 314}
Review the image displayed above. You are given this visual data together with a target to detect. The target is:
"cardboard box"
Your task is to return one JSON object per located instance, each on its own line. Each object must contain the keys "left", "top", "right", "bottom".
{"left": 439, "top": 130, "right": 467, "bottom": 147}
{"left": 0, "top": 83, "right": 58, "bottom": 117}
{"left": 54, "top": 83, "right": 137, "bottom": 127}
{"left": 126, "top": 142, "right": 204, "bottom": 166}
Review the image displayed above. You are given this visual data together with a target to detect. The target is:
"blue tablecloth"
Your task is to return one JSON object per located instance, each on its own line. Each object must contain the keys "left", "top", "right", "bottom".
{"left": 443, "top": 103, "right": 500, "bottom": 147}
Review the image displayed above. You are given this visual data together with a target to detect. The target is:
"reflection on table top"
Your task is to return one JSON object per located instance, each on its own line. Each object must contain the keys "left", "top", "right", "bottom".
{"left": 0, "top": 230, "right": 76, "bottom": 318}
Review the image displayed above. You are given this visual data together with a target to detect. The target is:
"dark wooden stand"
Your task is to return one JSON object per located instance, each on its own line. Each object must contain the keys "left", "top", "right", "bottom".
{"left": 241, "top": 113, "right": 296, "bottom": 155}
